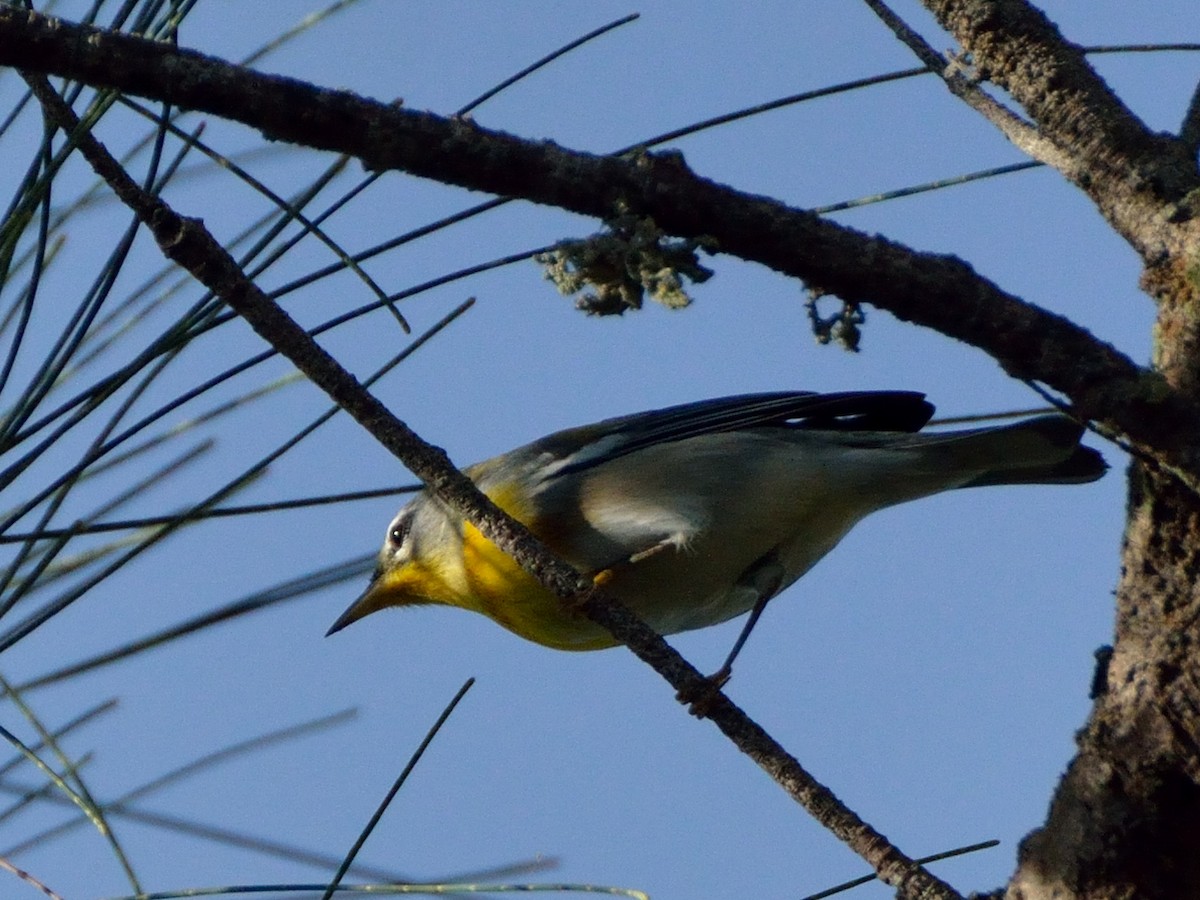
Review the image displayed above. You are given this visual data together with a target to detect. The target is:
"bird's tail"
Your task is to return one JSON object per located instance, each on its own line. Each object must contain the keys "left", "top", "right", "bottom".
{"left": 904, "top": 415, "right": 1107, "bottom": 487}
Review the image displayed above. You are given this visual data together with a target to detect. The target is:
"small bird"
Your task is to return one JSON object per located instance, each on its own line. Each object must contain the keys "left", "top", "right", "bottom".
{"left": 327, "top": 391, "right": 1104, "bottom": 678}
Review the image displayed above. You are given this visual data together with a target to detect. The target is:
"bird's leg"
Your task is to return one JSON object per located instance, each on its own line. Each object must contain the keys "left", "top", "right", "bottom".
{"left": 575, "top": 536, "right": 680, "bottom": 616}
{"left": 627, "top": 539, "right": 676, "bottom": 565}
{"left": 707, "top": 592, "right": 772, "bottom": 689}
{"left": 589, "top": 535, "right": 678, "bottom": 586}
{"left": 678, "top": 554, "right": 784, "bottom": 717}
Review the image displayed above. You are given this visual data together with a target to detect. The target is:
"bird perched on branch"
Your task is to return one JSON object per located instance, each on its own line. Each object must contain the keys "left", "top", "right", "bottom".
{"left": 327, "top": 391, "right": 1105, "bottom": 684}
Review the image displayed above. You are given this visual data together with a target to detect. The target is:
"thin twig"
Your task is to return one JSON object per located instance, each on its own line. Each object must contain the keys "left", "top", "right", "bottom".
{"left": 0, "top": 675, "right": 142, "bottom": 890}
{"left": 456, "top": 13, "right": 639, "bottom": 117}
{"left": 0, "top": 856, "right": 62, "bottom": 900}
{"left": 321, "top": 678, "right": 475, "bottom": 900}
{"left": 0, "top": 778, "right": 410, "bottom": 882}
{"left": 0, "top": 485, "right": 418, "bottom": 543}
{"left": 103, "top": 881, "right": 647, "bottom": 899}
{"left": 4, "top": 711, "right": 358, "bottom": 857}
{"left": 10, "top": 553, "right": 373, "bottom": 693}
{"left": 0, "top": 719, "right": 140, "bottom": 892}
{"left": 0, "top": 699, "right": 117, "bottom": 779}
{"left": 813, "top": 161, "right": 1042, "bottom": 215}
{"left": 802, "top": 839, "right": 1000, "bottom": 900}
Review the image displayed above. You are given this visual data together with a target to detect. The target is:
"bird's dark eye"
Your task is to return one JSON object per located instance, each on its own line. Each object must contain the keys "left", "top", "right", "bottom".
{"left": 388, "top": 517, "right": 411, "bottom": 547}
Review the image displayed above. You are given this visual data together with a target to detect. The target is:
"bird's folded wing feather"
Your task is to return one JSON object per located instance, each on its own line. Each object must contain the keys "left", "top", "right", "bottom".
{"left": 536, "top": 390, "right": 933, "bottom": 480}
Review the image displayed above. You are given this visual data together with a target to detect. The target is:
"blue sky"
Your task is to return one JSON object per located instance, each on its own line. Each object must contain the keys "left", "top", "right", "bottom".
{"left": 1, "top": 3, "right": 1197, "bottom": 898}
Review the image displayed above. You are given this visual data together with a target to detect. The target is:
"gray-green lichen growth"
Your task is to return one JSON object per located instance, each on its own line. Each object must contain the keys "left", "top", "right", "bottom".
{"left": 536, "top": 214, "right": 715, "bottom": 316}
{"left": 806, "top": 293, "right": 865, "bottom": 352}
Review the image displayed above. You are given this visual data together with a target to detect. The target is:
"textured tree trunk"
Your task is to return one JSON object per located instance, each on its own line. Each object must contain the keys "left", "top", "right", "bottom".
{"left": 905, "top": 3, "right": 1200, "bottom": 896}
{"left": 1007, "top": 189, "right": 1200, "bottom": 900}
{"left": 1011, "top": 466, "right": 1200, "bottom": 898}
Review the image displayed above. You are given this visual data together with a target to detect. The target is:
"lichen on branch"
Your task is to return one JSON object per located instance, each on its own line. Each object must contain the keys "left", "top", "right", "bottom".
{"left": 806, "top": 293, "right": 866, "bottom": 352}
{"left": 536, "top": 212, "right": 715, "bottom": 315}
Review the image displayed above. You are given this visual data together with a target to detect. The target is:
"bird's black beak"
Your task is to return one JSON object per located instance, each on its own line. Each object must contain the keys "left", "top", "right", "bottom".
{"left": 325, "top": 570, "right": 383, "bottom": 636}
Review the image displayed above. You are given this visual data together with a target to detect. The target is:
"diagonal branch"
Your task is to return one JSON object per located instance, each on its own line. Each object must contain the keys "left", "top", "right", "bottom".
{"left": 20, "top": 72, "right": 962, "bottom": 900}
{"left": 919, "top": 0, "right": 1200, "bottom": 263}
{"left": 862, "top": 0, "right": 1074, "bottom": 171}
{"left": 1, "top": 8, "right": 1197, "bottom": 488}
{"left": 917, "top": 0, "right": 1200, "bottom": 411}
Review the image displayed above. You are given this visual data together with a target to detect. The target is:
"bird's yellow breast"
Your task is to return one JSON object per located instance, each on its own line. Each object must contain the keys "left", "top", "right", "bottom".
{"left": 457, "top": 482, "right": 616, "bottom": 651}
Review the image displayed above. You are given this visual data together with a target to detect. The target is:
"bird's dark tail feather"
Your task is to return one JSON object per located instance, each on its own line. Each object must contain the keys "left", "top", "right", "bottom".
{"left": 945, "top": 415, "right": 1108, "bottom": 488}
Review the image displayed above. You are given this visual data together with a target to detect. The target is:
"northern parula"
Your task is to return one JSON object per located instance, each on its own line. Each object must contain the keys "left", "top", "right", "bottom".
{"left": 327, "top": 391, "right": 1105, "bottom": 659}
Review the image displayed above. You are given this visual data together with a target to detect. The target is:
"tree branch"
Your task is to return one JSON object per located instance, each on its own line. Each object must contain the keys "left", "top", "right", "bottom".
{"left": 918, "top": 0, "right": 1200, "bottom": 414}
{"left": 19, "top": 71, "right": 962, "bottom": 900}
{"left": 920, "top": 0, "right": 1200, "bottom": 263}
{"left": 862, "top": 0, "right": 1075, "bottom": 171}
{"left": 2, "top": 7, "right": 1197, "bottom": 487}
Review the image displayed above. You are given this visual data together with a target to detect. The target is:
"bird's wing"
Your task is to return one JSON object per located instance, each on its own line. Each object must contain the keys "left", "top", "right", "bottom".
{"left": 533, "top": 390, "right": 933, "bottom": 481}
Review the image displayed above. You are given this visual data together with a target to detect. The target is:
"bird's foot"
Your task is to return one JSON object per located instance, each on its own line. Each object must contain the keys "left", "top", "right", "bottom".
{"left": 676, "top": 666, "right": 731, "bottom": 718}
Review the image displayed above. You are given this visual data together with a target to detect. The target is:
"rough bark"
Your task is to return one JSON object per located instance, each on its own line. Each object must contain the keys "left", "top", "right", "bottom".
{"left": 1007, "top": 464, "right": 1200, "bottom": 900}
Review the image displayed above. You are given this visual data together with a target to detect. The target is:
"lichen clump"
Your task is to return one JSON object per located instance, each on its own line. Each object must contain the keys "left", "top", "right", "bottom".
{"left": 536, "top": 214, "right": 715, "bottom": 316}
